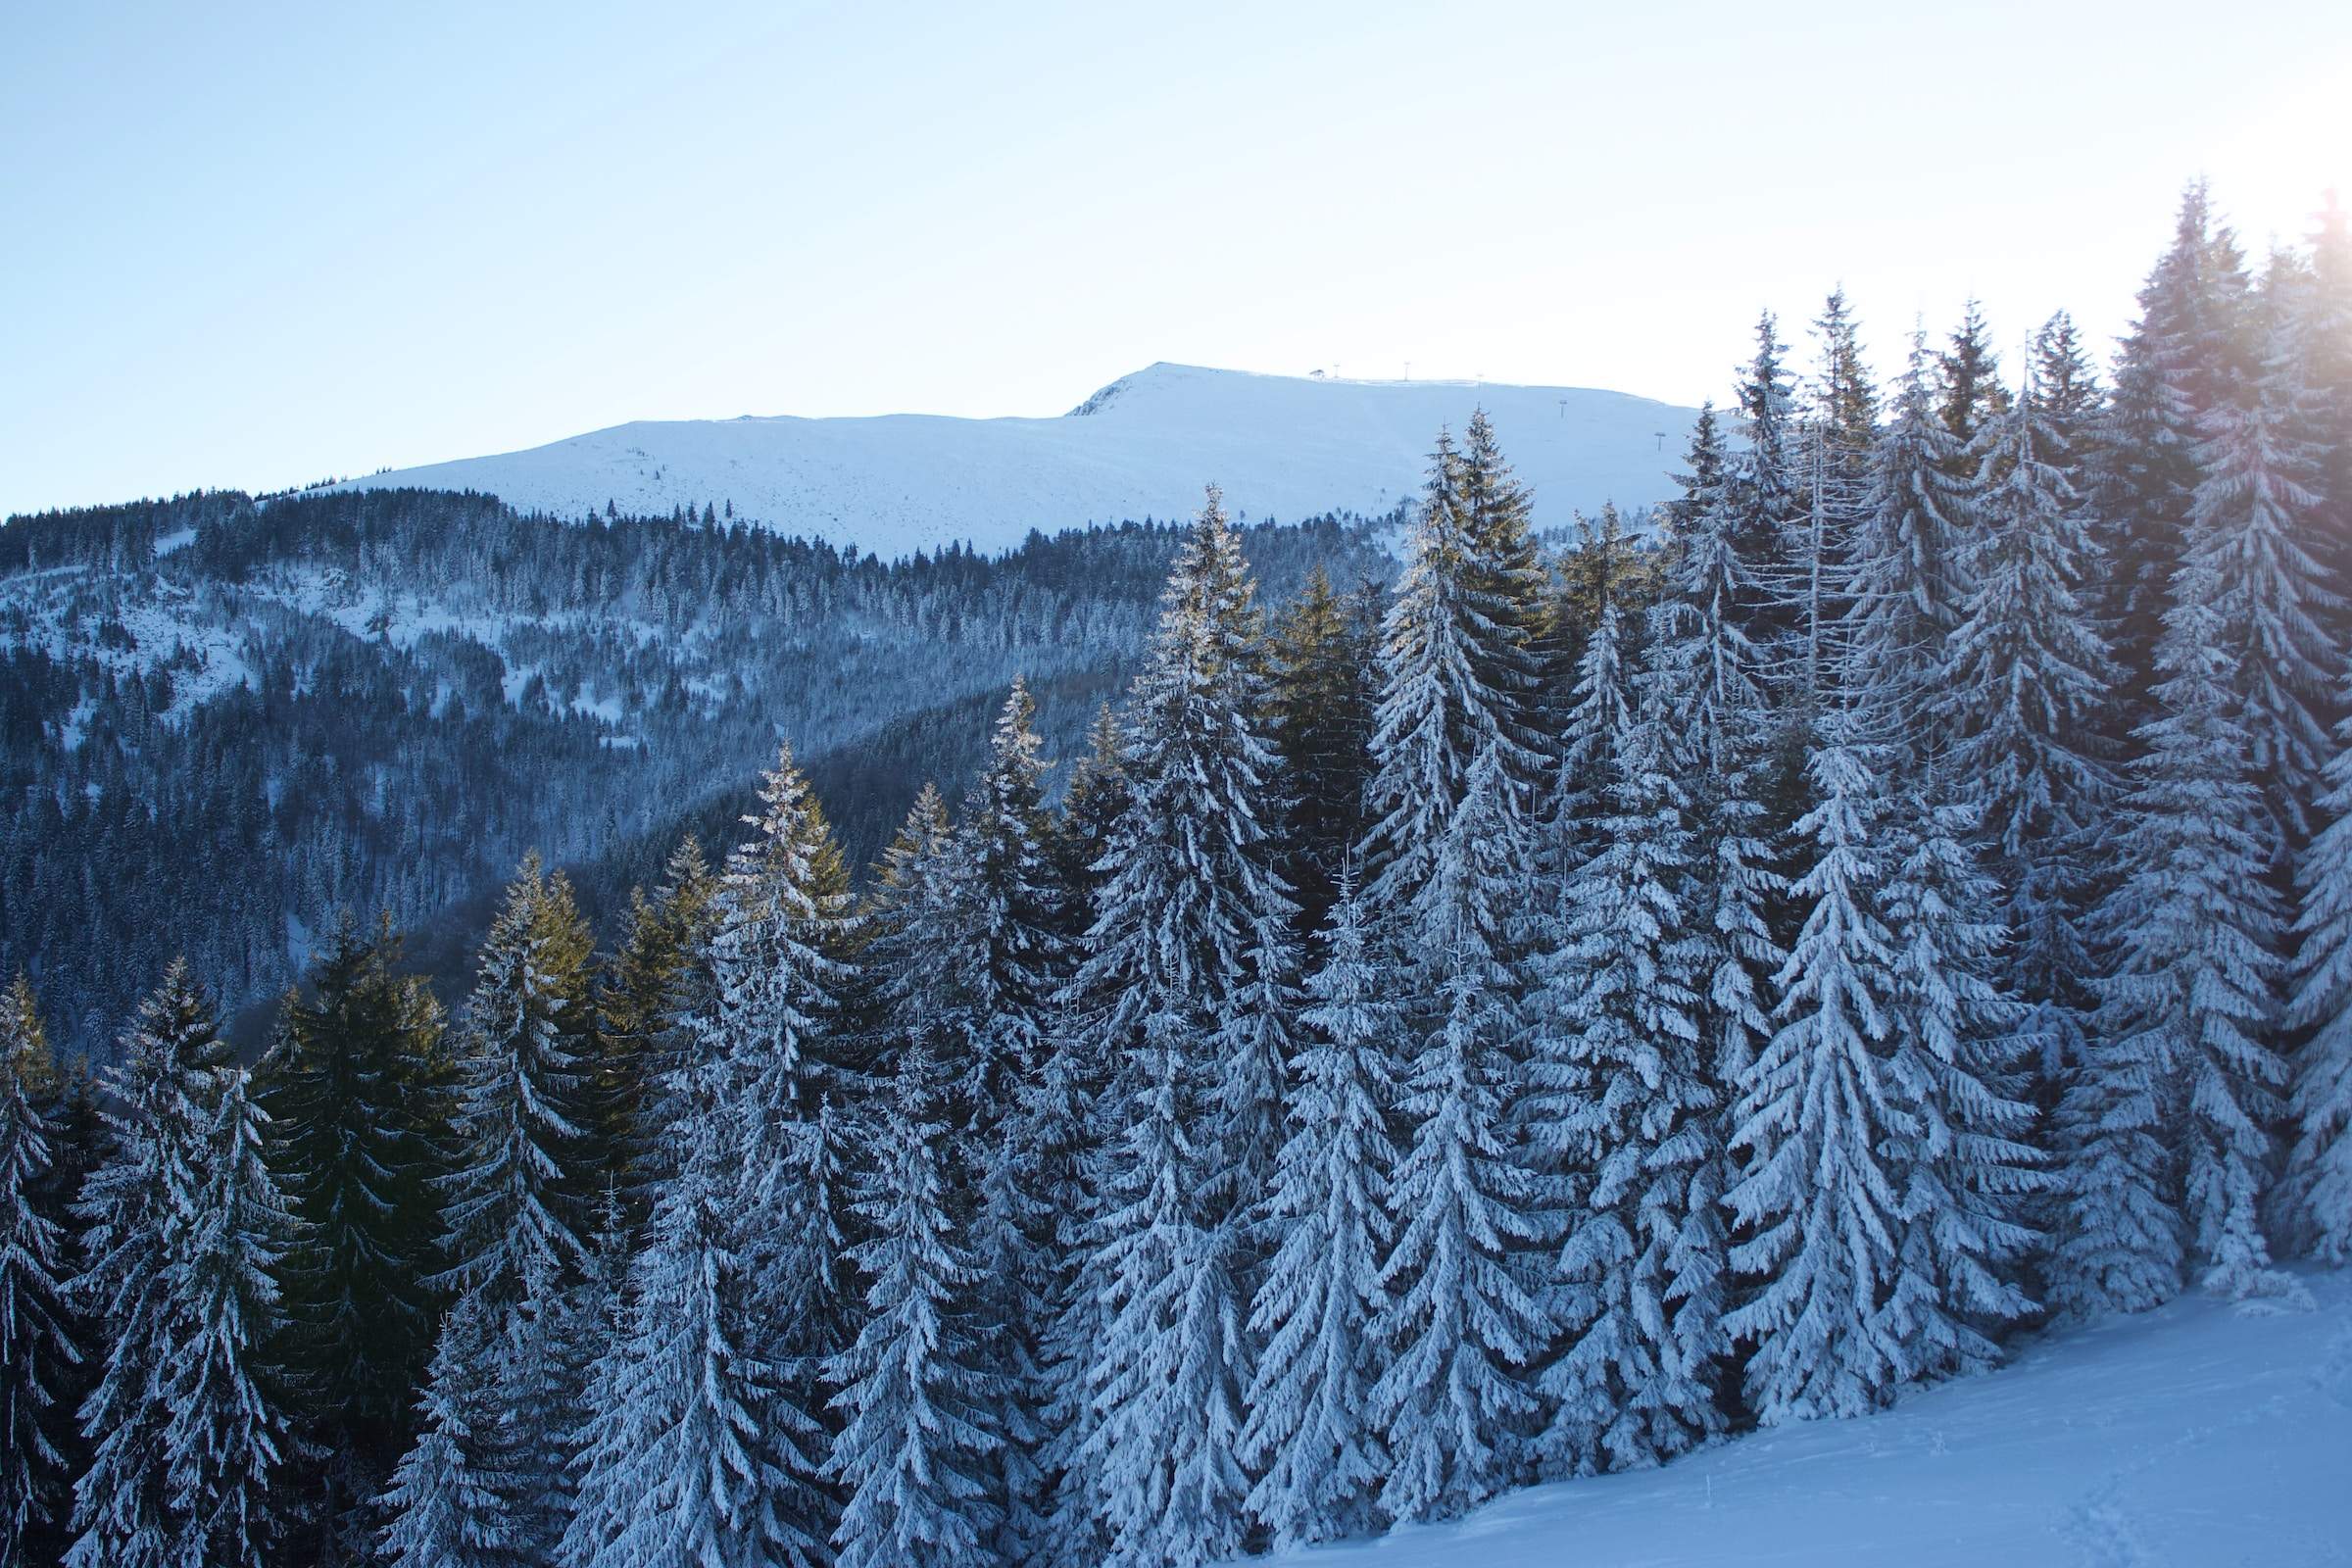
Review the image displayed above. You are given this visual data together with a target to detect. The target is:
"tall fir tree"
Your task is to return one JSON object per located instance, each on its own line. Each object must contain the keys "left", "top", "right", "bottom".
{"left": 378, "top": 1294, "right": 512, "bottom": 1568}
{"left": 66, "top": 960, "right": 228, "bottom": 1568}
{"left": 1266, "top": 567, "right": 1380, "bottom": 938}
{"left": 1054, "top": 488, "right": 1295, "bottom": 1568}
{"left": 435, "top": 856, "right": 599, "bottom": 1306}
{"left": 1239, "top": 876, "right": 1397, "bottom": 1550}
{"left": 1940, "top": 363, "right": 2119, "bottom": 1099}
{"left": 1935, "top": 298, "right": 2012, "bottom": 456}
{"left": 1528, "top": 624, "right": 1727, "bottom": 1476}
{"left": 155, "top": 1066, "right": 297, "bottom": 1568}
{"left": 261, "top": 912, "right": 451, "bottom": 1562}
{"left": 1, "top": 976, "right": 76, "bottom": 1567}
{"left": 1727, "top": 312, "right": 1806, "bottom": 657}
{"left": 826, "top": 1039, "right": 1001, "bottom": 1568}
{"left": 593, "top": 835, "right": 720, "bottom": 1199}
{"left": 2056, "top": 572, "right": 2295, "bottom": 1311}
{"left": 1368, "top": 746, "right": 1552, "bottom": 1522}
{"left": 2288, "top": 654, "right": 2352, "bottom": 1262}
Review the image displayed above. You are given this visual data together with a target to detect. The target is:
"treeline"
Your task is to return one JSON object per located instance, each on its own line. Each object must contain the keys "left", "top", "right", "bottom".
{"left": 3, "top": 178, "right": 2351, "bottom": 1568}
{"left": 0, "top": 486, "right": 1394, "bottom": 1055}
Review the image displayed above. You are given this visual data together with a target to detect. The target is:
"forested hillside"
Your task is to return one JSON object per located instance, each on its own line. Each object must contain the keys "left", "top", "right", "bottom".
{"left": 1, "top": 180, "right": 2348, "bottom": 1568}
{"left": 0, "top": 487, "right": 1396, "bottom": 1054}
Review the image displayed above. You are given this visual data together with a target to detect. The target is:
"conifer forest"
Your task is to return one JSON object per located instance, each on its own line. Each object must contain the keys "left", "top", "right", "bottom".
{"left": 4, "top": 180, "right": 2351, "bottom": 1568}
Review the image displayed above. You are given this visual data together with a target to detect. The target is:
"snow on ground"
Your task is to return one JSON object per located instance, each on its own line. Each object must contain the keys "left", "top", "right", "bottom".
{"left": 336, "top": 363, "right": 1698, "bottom": 558}
{"left": 1257, "top": 1269, "right": 2352, "bottom": 1567}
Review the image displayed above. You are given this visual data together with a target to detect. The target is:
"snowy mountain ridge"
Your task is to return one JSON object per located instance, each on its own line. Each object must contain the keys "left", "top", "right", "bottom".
{"left": 335, "top": 362, "right": 1699, "bottom": 558}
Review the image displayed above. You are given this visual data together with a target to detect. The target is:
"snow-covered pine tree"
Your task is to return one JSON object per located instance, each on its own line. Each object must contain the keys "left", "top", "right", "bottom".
{"left": 2056, "top": 565, "right": 2295, "bottom": 1311}
{"left": 1545, "top": 588, "right": 1634, "bottom": 871}
{"left": 1457, "top": 409, "right": 1550, "bottom": 772}
{"left": 1240, "top": 874, "right": 1397, "bottom": 1550}
{"left": 956, "top": 679, "right": 1076, "bottom": 1562}
{"left": 700, "top": 740, "right": 859, "bottom": 1548}
{"left": 1871, "top": 793, "right": 2040, "bottom": 1388}
{"left": 1723, "top": 715, "right": 1910, "bottom": 1422}
{"left": 1940, "top": 361, "right": 2119, "bottom": 1099}
{"left": 2192, "top": 288, "right": 2339, "bottom": 848}
{"left": 1359, "top": 430, "right": 1546, "bottom": 920}
{"left": 1726, "top": 312, "right": 1806, "bottom": 657}
{"left": 379, "top": 1295, "right": 513, "bottom": 1568}
{"left": 1266, "top": 567, "right": 1381, "bottom": 938}
{"left": 261, "top": 912, "right": 450, "bottom": 1560}
{"left": 1849, "top": 330, "right": 1983, "bottom": 772}
{"left": 1369, "top": 746, "right": 1553, "bottom": 1522}
{"left": 1, "top": 975, "right": 76, "bottom": 1567}
{"left": 435, "top": 855, "right": 599, "bottom": 1305}
{"left": 561, "top": 1051, "right": 820, "bottom": 1568}
{"left": 826, "top": 1038, "right": 1000, "bottom": 1568}
{"left": 594, "top": 834, "right": 719, "bottom": 1199}
{"left": 484, "top": 1253, "right": 598, "bottom": 1565}
{"left": 156, "top": 1066, "right": 297, "bottom": 1568}
{"left": 1648, "top": 406, "right": 1787, "bottom": 1124}
{"left": 1529, "top": 621, "right": 1727, "bottom": 1476}
{"left": 2032, "top": 311, "right": 2107, "bottom": 462}
{"left": 1054, "top": 487, "right": 1295, "bottom": 1567}
{"left": 2095, "top": 180, "right": 2256, "bottom": 735}
{"left": 66, "top": 959, "right": 228, "bottom": 1568}
{"left": 1051, "top": 702, "right": 1131, "bottom": 938}
{"left": 2288, "top": 653, "right": 2352, "bottom": 1261}
{"left": 2299, "top": 192, "right": 2352, "bottom": 655}
{"left": 1936, "top": 299, "right": 2012, "bottom": 456}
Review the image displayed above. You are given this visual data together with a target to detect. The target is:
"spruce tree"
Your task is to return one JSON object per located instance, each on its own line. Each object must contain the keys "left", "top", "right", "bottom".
{"left": 1, "top": 975, "right": 76, "bottom": 1567}
{"left": 436, "top": 856, "right": 599, "bottom": 1305}
{"left": 378, "top": 1296, "right": 512, "bottom": 1568}
{"left": 1266, "top": 567, "right": 1380, "bottom": 938}
{"left": 1530, "top": 627, "right": 1727, "bottom": 1476}
{"left": 826, "top": 1040, "right": 1000, "bottom": 1568}
{"left": 67, "top": 960, "right": 227, "bottom": 1568}
{"left": 2288, "top": 655, "right": 2352, "bottom": 1262}
{"left": 1935, "top": 298, "right": 2011, "bottom": 455}
{"left": 262, "top": 912, "right": 450, "bottom": 1558}
{"left": 1239, "top": 876, "right": 1396, "bottom": 1549}
{"left": 594, "top": 835, "right": 719, "bottom": 1198}
{"left": 561, "top": 1054, "right": 820, "bottom": 1568}
{"left": 1055, "top": 488, "right": 1294, "bottom": 1567}
{"left": 1723, "top": 723, "right": 1910, "bottom": 1422}
{"left": 1727, "top": 312, "right": 1805, "bottom": 654}
{"left": 2057, "top": 575, "right": 2294, "bottom": 1310}
{"left": 155, "top": 1067, "right": 297, "bottom": 1568}
{"left": 1941, "top": 364, "right": 2119, "bottom": 1099}
{"left": 1369, "top": 747, "right": 1552, "bottom": 1522}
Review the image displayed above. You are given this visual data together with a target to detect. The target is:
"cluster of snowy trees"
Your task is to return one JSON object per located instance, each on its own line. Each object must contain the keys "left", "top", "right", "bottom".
{"left": 3, "top": 179, "right": 2350, "bottom": 1568}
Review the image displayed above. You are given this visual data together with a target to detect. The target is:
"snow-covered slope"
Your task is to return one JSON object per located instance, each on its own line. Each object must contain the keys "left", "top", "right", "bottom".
{"left": 1255, "top": 1272, "right": 2352, "bottom": 1567}
{"left": 336, "top": 363, "right": 1697, "bottom": 557}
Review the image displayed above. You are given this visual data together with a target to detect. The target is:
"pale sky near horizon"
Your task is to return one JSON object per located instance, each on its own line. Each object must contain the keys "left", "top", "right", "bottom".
{"left": 3, "top": 0, "right": 2347, "bottom": 517}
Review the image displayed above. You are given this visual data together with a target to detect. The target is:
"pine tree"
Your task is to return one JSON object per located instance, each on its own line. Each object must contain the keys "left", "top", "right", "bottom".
{"left": 594, "top": 836, "right": 719, "bottom": 1198}
{"left": 1724, "top": 723, "right": 1910, "bottom": 1422}
{"left": 1055, "top": 488, "right": 1294, "bottom": 1567}
{"left": 2096, "top": 180, "right": 2256, "bottom": 732}
{"left": 2191, "top": 310, "right": 2338, "bottom": 848}
{"left": 1941, "top": 363, "right": 2119, "bottom": 1099}
{"left": 826, "top": 1040, "right": 1000, "bottom": 1568}
{"left": 699, "top": 741, "right": 859, "bottom": 1550}
{"left": 2057, "top": 573, "right": 2294, "bottom": 1311}
{"left": 436, "top": 856, "right": 599, "bottom": 1305}
{"left": 262, "top": 912, "right": 450, "bottom": 1558}
{"left": 1850, "top": 330, "right": 1982, "bottom": 768}
{"left": 1266, "top": 567, "right": 1380, "bottom": 937}
{"left": 67, "top": 960, "right": 228, "bottom": 1568}
{"left": 561, "top": 1056, "right": 821, "bottom": 1568}
{"left": 379, "top": 1295, "right": 512, "bottom": 1568}
{"left": 1, "top": 975, "right": 76, "bottom": 1566}
{"left": 1935, "top": 298, "right": 2012, "bottom": 456}
{"left": 1727, "top": 312, "right": 1806, "bottom": 654}
{"left": 1369, "top": 747, "right": 1552, "bottom": 1522}
{"left": 2288, "top": 655, "right": 2352, "bottom": 1261}
{"left": 1239, "top": 876, "right": 1396, "bottom": 1549}
{"left": 1530, "top": 629, "right": 1727, "bottom": 1475}
{"left": 155, "top": 1067, "right": 296, "bottom": 1568}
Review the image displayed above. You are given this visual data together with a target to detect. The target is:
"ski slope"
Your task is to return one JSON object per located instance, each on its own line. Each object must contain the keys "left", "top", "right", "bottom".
{"left": 336, "top": 363, "right": 1697, "bottom": 558}
{"left": 1257, "top": 1269, "right": 2352, "bottom": 1567}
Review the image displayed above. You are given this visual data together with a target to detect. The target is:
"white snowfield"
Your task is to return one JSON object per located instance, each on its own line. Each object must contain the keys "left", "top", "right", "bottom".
{"left": 335, "top": 363, "right": 1697, "bottom": 558}
{"left": 1256, "top": 1269, "right": 2352, "bottom": 1567}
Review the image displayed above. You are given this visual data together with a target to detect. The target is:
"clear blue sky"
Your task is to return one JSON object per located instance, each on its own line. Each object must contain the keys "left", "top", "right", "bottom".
{"left": 3, "top": 0, "right": 2346, "bottom": 516}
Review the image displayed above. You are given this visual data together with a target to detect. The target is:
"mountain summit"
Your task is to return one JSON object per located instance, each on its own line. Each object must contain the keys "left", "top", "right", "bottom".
{"left": 340, "top": 363, "right": 1697, "bottom": 556}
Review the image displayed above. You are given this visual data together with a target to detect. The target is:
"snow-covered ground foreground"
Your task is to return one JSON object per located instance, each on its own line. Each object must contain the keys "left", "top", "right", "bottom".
{"left": 335, "top": 362, "right": 1697, "bottom": 557}
{"left": 1260, "top": 1269, "right": 2352, "bottom": 1567}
